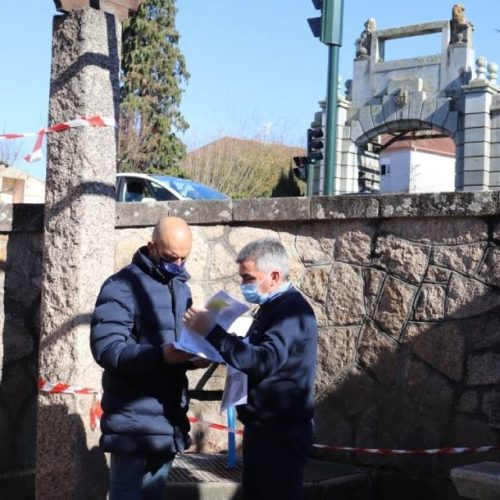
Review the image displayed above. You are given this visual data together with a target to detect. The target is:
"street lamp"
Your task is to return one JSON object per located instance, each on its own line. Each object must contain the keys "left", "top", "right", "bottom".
{"left": 53, "top": 0, "right": 146, "bottom": 21}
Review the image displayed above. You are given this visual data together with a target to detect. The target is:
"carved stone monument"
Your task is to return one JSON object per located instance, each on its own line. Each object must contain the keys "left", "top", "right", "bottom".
{"left": 310, "top": 5, "right": 500, "bottom": 194}
{"left": 355, "top": 18, "right": 376, "bottom": 59}
{"left": 450, "top": 3, "right": 473, "bottom": 45}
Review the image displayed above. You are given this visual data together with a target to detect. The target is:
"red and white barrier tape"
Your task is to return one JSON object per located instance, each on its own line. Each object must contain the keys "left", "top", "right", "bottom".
{"left": 38, "top": 378, "right": 500, "bottom": 455}
{"left": 312, "top": 444, "right": 500, "bottom": 455}
{"left": 87, "top": 408, "right": 242, "bottom": 435}
{"left": 189, "top": 416, "right": 243, "bottom": 436}
{"left": 0, "top": 115, "right": 115, "bottom": 163}
{"left": 90, "top": 398, "right": 104, "bottom": 431}
{"left": 38, "top": 377, "right": 98, "bottom": 395}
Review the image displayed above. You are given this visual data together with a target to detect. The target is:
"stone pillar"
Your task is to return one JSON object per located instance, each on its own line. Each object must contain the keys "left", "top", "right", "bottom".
{"left": 35, "top": 9, "right": 119, "bottom": 500}
{"left": 489, "top": 97, "right": 500, "bottom": 188}
{"left": 336, "top": 97, "right": 355, "bottom": 194}
{"left": 444, "top": 40, "right": 475, "bottom": 92}
{"left": 459, "top": 74, "right": 497, "bottom": 191}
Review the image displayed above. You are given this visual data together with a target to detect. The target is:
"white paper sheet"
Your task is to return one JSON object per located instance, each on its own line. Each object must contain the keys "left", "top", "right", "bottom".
{"left": 220, "top": 316, "right": 252, "bottom": 411}
{"left": 174, "top": 290, "right": 249, "bottom": 363}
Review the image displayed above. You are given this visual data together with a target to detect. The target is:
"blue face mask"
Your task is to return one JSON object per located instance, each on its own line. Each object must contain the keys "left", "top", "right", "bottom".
{"left": 160, "top": 261, "right": 185, "bottom": 275}
{"left": 240, "top": 283, "right": 269, "bottom": 305}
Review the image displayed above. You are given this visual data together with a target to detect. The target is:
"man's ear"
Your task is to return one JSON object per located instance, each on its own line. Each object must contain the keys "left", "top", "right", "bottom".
{"left": 270, "top": 270, "right": 281, "bottom": 287}
{"left": 147, "top": 240, "right": 155, "bottom": 252}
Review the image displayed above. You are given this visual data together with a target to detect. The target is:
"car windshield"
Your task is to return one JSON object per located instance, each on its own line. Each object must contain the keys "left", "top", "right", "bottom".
{"left": 153, "top": 176, "right": 229, "bottom": 200}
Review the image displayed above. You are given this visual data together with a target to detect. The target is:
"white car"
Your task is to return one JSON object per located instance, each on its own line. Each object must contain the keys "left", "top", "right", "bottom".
{"left": 116, "top": 173, "right": 229, "bottom": 202}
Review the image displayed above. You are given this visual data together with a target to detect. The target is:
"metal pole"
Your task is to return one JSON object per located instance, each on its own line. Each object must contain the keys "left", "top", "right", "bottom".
{"left": 306, "top": 161, "right": 314, "bottom": 196}
{"left": 323, "top": 43, "right": 340, "bottom": 195}
{"left": 227, "top": 405, "right": 236, "bottom": 469}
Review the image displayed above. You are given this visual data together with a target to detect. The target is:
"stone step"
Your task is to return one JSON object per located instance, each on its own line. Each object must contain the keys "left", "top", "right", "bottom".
{"left": 451, "top": 461, "right": 500, "bottom": 500}
{"left": 167, "top": 453, "right": 374, "bottom": 500}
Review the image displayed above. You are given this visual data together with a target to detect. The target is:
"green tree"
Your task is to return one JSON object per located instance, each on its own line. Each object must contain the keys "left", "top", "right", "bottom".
{"left": 118, "top": 0, "right": 189, "bottom": 174}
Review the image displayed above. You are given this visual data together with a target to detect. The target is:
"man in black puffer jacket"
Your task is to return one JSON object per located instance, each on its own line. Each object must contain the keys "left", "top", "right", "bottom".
{"left": 91, "top": 216, "right": 204, "bottom": 500}
{"left": 184, "top": 237, "right": 318, "bottom": 500}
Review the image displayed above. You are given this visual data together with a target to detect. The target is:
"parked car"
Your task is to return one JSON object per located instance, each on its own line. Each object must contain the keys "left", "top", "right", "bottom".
{"left": 116, "top": 173, "right": 229, "bottom": 202}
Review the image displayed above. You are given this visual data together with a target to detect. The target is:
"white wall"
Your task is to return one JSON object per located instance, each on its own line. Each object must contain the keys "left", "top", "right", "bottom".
{"left": 380, "top": 150, "right": 410, "bottom": 193}
{"left": 380, "top": 149, "right": 455, "bottom": 193}
{"left": 410, "top": 150, "right": 455, "bottom": 193}
{"left": 23, "top": 176, "right": 45, "bottom": 203}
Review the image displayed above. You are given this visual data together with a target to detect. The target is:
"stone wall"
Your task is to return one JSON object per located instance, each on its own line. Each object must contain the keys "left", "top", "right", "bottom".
{"left": 2, "top": 193, "right": 500, "bottom": 495}
{"left": 0, "top": 206, "right": 44, "bottom": 498}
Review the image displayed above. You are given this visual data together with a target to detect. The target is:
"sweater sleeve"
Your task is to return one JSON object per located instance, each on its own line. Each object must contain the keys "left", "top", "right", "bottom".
{"left": 206, "top": 304, "right": 309, "bottom": 381}
{"left": 90, "top": 278, "right": 164, "bottom": 373}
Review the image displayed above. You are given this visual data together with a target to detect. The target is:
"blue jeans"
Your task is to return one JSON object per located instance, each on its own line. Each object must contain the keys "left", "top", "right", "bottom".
{"left": 109, "top": 453, "right": 175, "bottom": 500}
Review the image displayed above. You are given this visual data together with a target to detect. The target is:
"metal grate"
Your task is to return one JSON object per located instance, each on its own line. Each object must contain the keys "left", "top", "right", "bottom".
{"left": 170, "top": 454, "right": 241, "bottom": 483}
{"left": 169, "top": 454, "right": 363, "bottom": 484}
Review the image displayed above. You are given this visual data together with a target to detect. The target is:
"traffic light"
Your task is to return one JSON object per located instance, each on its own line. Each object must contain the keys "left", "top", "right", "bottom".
{"left": 358, "top": 166, "right": 380, "bottom": 193}
{"left": 308, "top": 0, "right": 344, "bottom": 46}
{"left": 293, "top": 156, "right": 309, "bottom": 181}
{"left": 307, "top": 127, "right": 324, "bottom": 164}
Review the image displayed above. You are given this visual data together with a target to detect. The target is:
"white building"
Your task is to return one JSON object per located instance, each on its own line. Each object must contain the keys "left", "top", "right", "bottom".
{"left": 0, "top": 165, "right": 45, "bottom": 203}
{"left": 379, "top": 133, "right": 455, "bottom": 193}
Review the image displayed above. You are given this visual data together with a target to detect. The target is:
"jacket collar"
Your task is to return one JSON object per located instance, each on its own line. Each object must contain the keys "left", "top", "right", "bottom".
{"left": 132, "top": 246, "right": 191, "bottom": 283}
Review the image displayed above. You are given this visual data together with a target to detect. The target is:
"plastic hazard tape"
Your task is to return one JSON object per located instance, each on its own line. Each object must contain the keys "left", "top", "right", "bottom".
{"left": 37, "top": 379, "right": 500, "bottom": 455}
{"left": 87, "top": 404, "right": 242, "bottom": 434}
{"left": 90, "top": 398, "right": 104, "bottom": 431}
{"left": 38, "top": 378, "right": 98, "bottom": 395}
{"left": 312, "top": 444, "right": 500, "bottom": 456}
{"left": 189, "top": 416, "right": 243, "bottom": 436}
{"left": 0, "top": 115, "right": 115, "bottom": 162}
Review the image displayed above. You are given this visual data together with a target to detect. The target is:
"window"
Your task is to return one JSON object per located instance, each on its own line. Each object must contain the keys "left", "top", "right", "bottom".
{"left": 381, "top": 164, "right": 391, "bottom": 176}
{"left": 150, "top": 181, "right": 178, "bottom": 201}
{"left": 124, "top": 179, "right": 153, "bottom": 202}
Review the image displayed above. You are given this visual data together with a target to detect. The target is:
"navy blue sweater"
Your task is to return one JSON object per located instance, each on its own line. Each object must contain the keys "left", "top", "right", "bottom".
{"left": 90, "top": 247, "right": 192, "bottom": 456}
{"left": 206, "top": 287, "right": 317, "bottom": 427}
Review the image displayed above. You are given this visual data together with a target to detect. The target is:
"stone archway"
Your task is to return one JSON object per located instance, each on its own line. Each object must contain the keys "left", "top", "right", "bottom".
{"left": 349, "top": 115, "right": 458, "bottom": 194}
{"left": 311, "top": 6, "right": 500, "bottom": 195}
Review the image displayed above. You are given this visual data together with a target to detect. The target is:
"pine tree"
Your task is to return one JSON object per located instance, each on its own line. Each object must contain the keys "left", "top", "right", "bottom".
{"left": 118, "top": 0, "right": 189, "bottom": 174}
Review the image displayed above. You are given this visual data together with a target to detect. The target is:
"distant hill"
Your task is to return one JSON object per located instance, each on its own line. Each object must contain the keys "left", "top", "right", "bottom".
{"left": 180, "top": 137, "right": 306, "bottom": 198}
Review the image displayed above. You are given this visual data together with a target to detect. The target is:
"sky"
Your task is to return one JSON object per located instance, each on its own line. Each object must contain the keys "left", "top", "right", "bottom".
{"left": 0, "top": 0, "right": 499, "bottom": 180}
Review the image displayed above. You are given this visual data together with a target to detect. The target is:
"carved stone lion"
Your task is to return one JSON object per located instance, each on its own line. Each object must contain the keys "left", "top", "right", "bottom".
{"left": 355, "top": 18, "right": 376, "bottom": 59}
{"left": 450, "top": 4, "right": 473, "bottom": 44}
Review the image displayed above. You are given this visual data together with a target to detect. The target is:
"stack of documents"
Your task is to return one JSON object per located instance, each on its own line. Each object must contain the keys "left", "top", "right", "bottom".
{"left": 174, "top": 290, "right": 252, "bottom": 410}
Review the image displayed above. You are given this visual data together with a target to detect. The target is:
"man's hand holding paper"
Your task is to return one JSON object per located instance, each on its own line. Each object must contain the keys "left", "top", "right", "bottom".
{"left": 176, "top": 290, "right": 249, "bottom": 363}
{"left": 183, "top": 306, "right": 216, "bottom": 336}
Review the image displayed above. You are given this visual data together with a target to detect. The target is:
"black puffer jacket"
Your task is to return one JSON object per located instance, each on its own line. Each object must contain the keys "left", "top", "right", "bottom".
{"left": 90, "top": 246, "right": 192, "bottom": 456}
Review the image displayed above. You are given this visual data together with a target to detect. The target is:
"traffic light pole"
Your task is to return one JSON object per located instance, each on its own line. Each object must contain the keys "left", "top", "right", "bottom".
{"left": 324, "top": 43, "right": 340, "bottom": 195}
{"left": 307, "top": 160, "right": 314, "bottom": 196}
{"left": 308, "top": 0, "right": 344, "bottom": 196}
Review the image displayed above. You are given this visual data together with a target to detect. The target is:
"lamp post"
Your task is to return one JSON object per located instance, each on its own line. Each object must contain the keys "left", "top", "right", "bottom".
{"left": 53, "top": 0, "right": 145, "bottom": 20}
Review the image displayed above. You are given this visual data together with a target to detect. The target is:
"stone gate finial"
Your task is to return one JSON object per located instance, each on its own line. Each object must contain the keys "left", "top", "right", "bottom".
{"left": 450, "top": 4, "right": 473, "bottom": 45}
{"left": 53, "top": 0, "right": 146, "bottom": 21}
{"left": 355, "top": 18, "right": 376, "bottom": 59}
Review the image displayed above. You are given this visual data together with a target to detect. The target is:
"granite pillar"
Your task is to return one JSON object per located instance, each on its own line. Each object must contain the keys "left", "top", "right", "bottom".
{"left": 35, "top": 8, "right": 119, "bottom": 499}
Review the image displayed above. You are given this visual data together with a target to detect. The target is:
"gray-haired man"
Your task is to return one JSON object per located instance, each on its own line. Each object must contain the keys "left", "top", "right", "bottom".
{"left": 184, "top": 237, "right": 318, "bottom": 500}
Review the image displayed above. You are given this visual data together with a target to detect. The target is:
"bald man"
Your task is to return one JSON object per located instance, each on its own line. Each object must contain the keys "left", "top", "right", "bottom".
{"left": 91, "top": 216, "right": 204, "bottom": 500}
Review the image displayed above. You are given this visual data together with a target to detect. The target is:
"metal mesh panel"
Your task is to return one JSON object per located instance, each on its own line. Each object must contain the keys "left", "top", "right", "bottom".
{"left": 169, "top": 454, "right": 363, "bottom": 484}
